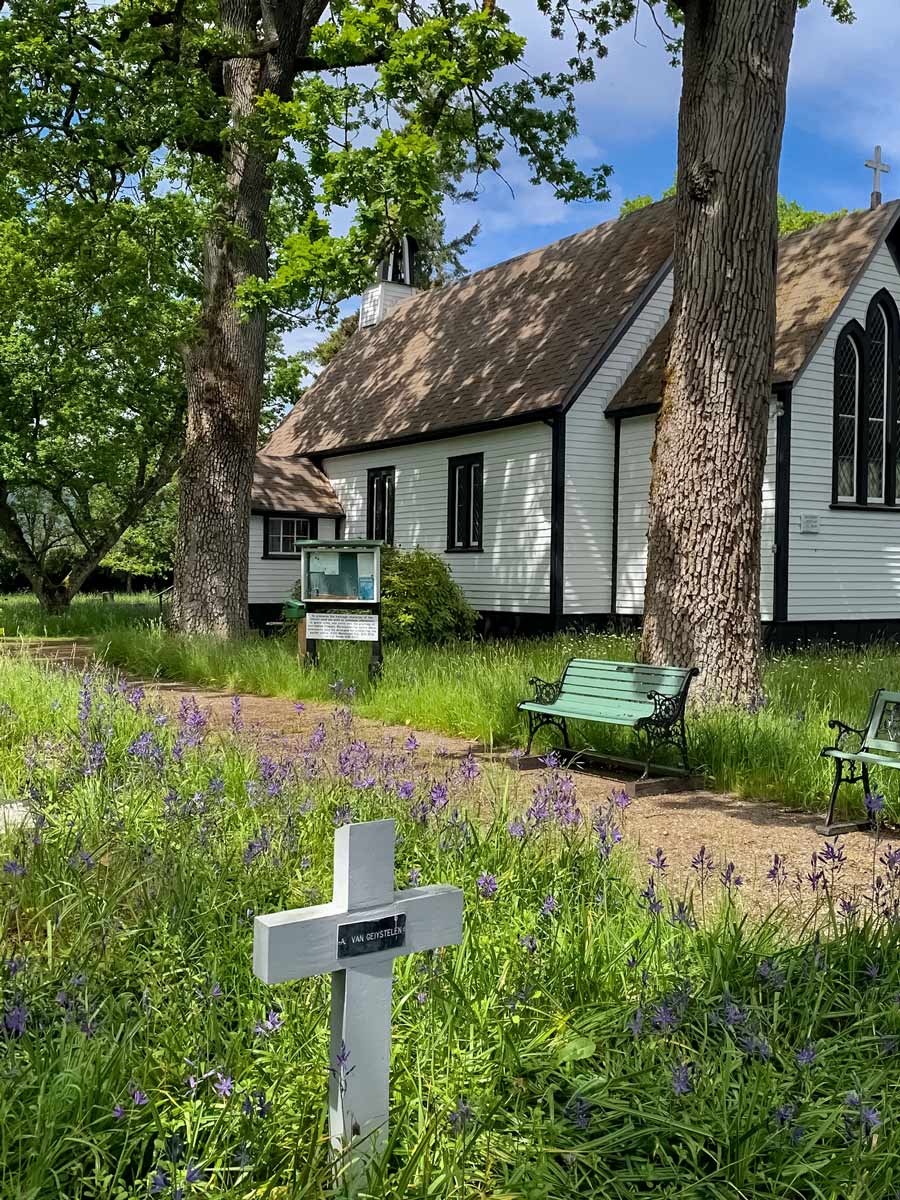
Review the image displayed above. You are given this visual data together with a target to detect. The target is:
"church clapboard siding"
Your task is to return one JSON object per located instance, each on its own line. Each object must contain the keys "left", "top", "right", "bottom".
{"left": 788, "top": 243, "right": 900, "bottom": 622}
{"left": 248, "top": 516, "right": 337, "bottom": 606}
{"left": 323, "top": 424, "right": 553, "bottom": 614}
{"left": 563, "top": 271, "right": 674, "bottom": 614}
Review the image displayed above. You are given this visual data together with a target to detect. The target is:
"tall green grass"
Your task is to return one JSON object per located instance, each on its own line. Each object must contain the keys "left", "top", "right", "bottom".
{"left": 2, "top": 656, "right": 900, "bottom": 1198}
{"left": 0, "top": 590, "right": 158, "bottom": 637}
{"left": 97, "top": 626, "right": 900, "bottom": 815}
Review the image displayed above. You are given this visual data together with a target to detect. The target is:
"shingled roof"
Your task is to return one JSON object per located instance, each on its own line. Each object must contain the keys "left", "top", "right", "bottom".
{"left": 608, "top": 201, "right": 900, "bottom": 415}
{"left": 252, "top": 455, "right": 343, "bottom": 515}
{"left": 264, "top": 199, "right": 675, "bottom": 458}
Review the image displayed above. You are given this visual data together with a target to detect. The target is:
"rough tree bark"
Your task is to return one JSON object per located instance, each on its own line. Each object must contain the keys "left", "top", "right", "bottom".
{"left": 171, "top": 1, "right": 327, "bottom": 637}
{"left": 640, "top": 0, "right": 798, "bottom": 706}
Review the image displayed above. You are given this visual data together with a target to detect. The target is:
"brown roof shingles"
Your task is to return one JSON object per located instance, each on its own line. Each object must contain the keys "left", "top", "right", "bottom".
{"left": 252, "top": 455, "right": 343, "bottom": 515}
{"left": 264, "top": 199, "right": 676, "bottom": 457}
{"left": 608, "top": 201, "right": 900, "bottom": 415}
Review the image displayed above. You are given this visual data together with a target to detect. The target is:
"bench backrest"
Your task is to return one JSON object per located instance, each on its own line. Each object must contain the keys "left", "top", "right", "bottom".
{"left": 557, "top": 659, "right": 696, "bottom": 717}
{"left": 863, "top": 689, "right": 900, "bottom": 757}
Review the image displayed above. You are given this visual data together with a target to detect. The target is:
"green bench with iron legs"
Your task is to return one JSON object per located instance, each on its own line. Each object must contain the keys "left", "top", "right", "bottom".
{"left": 518, "top": 658, "right": 699, "bottom": 773}
{"left": 820, "top": 689, "right": 900, "bottom": 834}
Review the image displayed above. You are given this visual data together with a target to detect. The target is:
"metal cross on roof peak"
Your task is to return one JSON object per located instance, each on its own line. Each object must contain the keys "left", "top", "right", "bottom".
{"left": 866, "top": 145, "right": 891, "bottom": 208}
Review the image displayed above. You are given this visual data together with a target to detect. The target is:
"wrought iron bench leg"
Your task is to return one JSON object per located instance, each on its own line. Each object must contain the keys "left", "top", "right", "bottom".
{"left": 824, "top": 758, "right": 843, "bottom": 830}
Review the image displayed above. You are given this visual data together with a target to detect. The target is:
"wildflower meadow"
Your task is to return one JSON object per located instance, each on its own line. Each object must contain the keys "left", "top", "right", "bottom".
{"left": 2, "top": 655, "right": 900, "bottom": 1198}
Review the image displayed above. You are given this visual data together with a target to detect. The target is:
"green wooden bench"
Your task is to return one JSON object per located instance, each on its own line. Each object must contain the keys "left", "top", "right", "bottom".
{"left": 819, "top": 689, "right": 900, "bottom": 833}
{"left": 517, "top": 658, "right": 699, "bottom": 773}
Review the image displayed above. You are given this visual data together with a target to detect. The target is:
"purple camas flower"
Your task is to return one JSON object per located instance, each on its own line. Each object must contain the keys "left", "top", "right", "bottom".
{"left": 448, "top": 1097, "right": 472, "bottom": 1134}
{"left": 4, "top": 1004, "right": 27, "bottom": 1036}
{"left": 671, "top": 1064, "right": 692, "bottom": 1096}
{"left": 459, "top": 752, "right": 480, "bottom": 783}
{"left": 112, "top": 1104, "right": 125, "bottom": 1119}
{"left": 396, "top": 780, "right": 415, "bottom": 801}
{"left": 540, "top": 894, "right": 558, "bottom": 917}
{"left": 255, "top": 1010, "right": 284, "bottom": 1037}
{"left": 691, "top": 845, "right": 715, "bottom": 881}
{"left": 519, "top": 934, "right": 538, "bottom": 953}
{"left": 627, "top": 1009, "right": 644, "bottom": 1038}
{"left": 880, "top": 845, "right": 900, "bottom": 877}
{"left": 185, "top": 1162, "right": 204, "bottom": 1184}
{"left": 767, "top": 853, "right": 787, "bottom": 886}
{"left": 652, "top": 1002, "right": 679, "bottom": 1032}
{"left": 214, "top": 1073, "right": 233, "bottom": 1099}
{"left": 231, "top": 695, "right": 244, "bottom": 732}
{"left": 860, "top": 1107, "right": 881, "bottom": 1134}
{"left": 150, "top": 1167, "right": 169, "bottom": 1194}
{"left": 408, "top": 868, "right": 421, "bottom": 887}
{"left": 477, "top": 872, "right": 498, "bottom": 899}
{"left": 405, "top": 734, "right": 418, "bottom": 751}
{"left": 131, "top": 1089, "right": 148, "bottom": 1107}
{"left": 865, "top": 791, "right": 886, "bottom": 816}
{"left": 565, "top": 1096, "right": 592, "bottom": 1129}
{"left": 739, "top": 1033, "right": 771, "bottom": 1061}
{"left": 429, "top": 781, "right": 449, "bottom": 812}
{"left": 648, "top": 847, "right": 668, "bottom": 873}
{"left": 774, "top": 1103, "right": 797, "bottom": 1128}
{"left": 669, "top": 900, "right": 695, "bottom": 929}
{"left": 757, "top": 959, "right": 786, "bottom": 989}
{"left": 332, "top": 804, "right": 352, "bottom": 827}
{"left": 294, "top": 701, "right": 305, "bottom": 713}
{"left": 417, "top": 991, "right": 428, "bottom": 1005}
{"left": 508, "top": 818, "right": 526, "bottom": 840}
{"left": 2, "top": 859, "right": 25, "bottom": 877}
{"left": 83, "top": 741, "right": 106, "bottom": 776}
{"left": 610, "top": 787, "right": 631, "bottom": 811}
{"left": 865, "top": 961, "right": 880, "bottom": 980}
{"left": 640, "top": 877, "right": 663, "bottom": 917}
{"left": 243, "top": 827, "right": 272, "bottom": 866}
{"left": 720, "top": 862, "right": 743, "bottom": 890}
{"left": 796, "top": 1042, "right": 817, "bottom": 1068}
{"left": 308, "top": 723, "right": 326, "bottom": 751}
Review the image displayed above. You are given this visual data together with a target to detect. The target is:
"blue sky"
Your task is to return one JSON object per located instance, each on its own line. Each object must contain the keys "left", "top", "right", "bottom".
{"left": 284, "top": 0, "right": 898, "bottom": 355}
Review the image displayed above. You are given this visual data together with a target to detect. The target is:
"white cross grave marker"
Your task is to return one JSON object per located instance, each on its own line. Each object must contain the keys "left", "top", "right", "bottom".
{"left": 253, "top": 819, "right": 463, "bottom": 1185}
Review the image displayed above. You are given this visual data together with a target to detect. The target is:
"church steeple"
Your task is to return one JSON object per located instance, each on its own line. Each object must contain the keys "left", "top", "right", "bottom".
{"left": 359, "top": 235, "right": 420, "bottom": 329}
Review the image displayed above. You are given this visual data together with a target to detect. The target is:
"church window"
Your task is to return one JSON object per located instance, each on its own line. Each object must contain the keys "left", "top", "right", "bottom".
{"left": 833, "top": 292, "right": 899, "bottom": 507}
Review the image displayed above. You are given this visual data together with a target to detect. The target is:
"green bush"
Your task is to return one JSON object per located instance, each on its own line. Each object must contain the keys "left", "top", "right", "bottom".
{"left": 380, "top": 545, "right": 477, "bottom": 644}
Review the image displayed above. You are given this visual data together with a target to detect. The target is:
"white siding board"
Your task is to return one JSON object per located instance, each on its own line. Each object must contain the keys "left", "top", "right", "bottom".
{"left": 248, "top": 516, "right": 337, "bottom": 605}
{"left": 615, "top": 415, "right": 654, "bottom": 614}
{"left": 564, "top": 270, "right": 673, "bottom": 613}
{"left": 760, "top": 410, "right": 778, "bottom": 623}
{"left": 789, "top": 243, "right": 900, "bottom": 621}
{"left": 324, "top": 424, "right": 552, "bottom": 613}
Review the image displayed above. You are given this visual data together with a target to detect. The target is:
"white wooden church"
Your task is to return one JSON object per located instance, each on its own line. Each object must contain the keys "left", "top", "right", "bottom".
{"left": 249, "top": 194, "right": 900, "bottom": 641}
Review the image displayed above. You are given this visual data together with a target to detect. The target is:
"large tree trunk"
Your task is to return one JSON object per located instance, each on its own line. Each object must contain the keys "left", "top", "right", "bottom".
{"left": 640, "top": 0, "right": 798, "bottom": 706}
{"left": 171, "top": 2, "right": 324, "bottom": 637}
{"left": 171, "top": 56, "right": 270, "bottom": 638}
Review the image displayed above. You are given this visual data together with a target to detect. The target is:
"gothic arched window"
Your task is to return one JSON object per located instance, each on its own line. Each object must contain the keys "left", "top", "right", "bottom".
{"left": 834, "top": 327, "right": 862, "bottom": 503}
{"left": 866, "top": 300, "right": 890, "bottom": 502}
{"left": 833, "top": 293, "right": 899, "bottom": 507}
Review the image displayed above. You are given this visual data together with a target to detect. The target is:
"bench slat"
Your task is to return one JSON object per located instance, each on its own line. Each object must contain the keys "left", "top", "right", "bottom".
{"left": 519, "top": 702, "right": 649, "bottom": 726}
{"left": 566, "top": 659, "right": 693, "bottom": 680}
{"left": 821, "top": 748, "right": 900, "bottom": 769}
{"left": 558, "top": 680, "right": 667, "bottom": 701}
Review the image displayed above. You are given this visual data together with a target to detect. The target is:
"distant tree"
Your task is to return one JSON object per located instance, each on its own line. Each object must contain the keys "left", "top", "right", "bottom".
{"left": 102, "top": 485, "right": 179, "bottom": 586}
{"left": 621, "top": 186, "right": 844, "bottom": 234}
{"left": 0, "top": 196, "right": 197, "bottom": 612}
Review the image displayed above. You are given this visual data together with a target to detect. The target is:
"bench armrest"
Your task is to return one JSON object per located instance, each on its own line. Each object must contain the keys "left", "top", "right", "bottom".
{"left": 822, "top": 718, "right": 867, "bottom": 755}
{"left": 527, "top": 675, "right": 562, "bottom": 705}
{"left": 647, "top": 689, "right": 687, "bottom": 725}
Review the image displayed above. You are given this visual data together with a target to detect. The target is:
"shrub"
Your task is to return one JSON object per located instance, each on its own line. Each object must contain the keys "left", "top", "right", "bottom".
{"left": 379, "top": 545, "right": 477, "bottom": 644}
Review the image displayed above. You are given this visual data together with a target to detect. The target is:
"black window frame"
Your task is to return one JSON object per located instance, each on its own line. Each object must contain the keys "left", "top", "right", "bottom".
{"left": 832, "top": 290, "right": 900, "bottom": 510}
{"left": 446, "top": 452, "right": 483, "bottom": 552}
{"left": 261, "top": 513, "right": 319, "bottom": 559}
{"left": 366, "top": 467, "right": 395, "bottom": 543}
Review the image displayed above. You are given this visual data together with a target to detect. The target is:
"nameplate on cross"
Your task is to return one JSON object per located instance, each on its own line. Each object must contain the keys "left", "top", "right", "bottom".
{"left": 252, "top": 819, "right": 463, "bottom": 1188}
